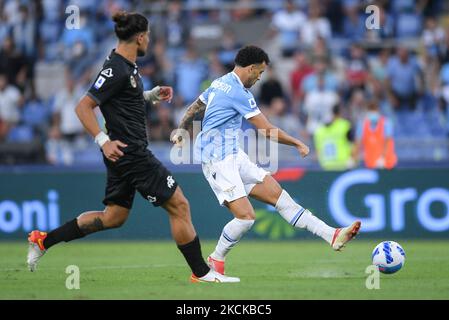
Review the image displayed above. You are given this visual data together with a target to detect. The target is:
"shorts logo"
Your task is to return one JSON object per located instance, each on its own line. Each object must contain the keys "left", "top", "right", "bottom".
{"left": 94, "top": 76, "right": 106, "bottom": 89}
{"left": 101, "top": 68, "right": 113, "bottom": 78}
{"left": 130, "top": 75, "right": 137, "bottom": 88}
{"left": 212, "top": 172, "right": 217, "bottom": 180}
{"left": 167, "top": 176, "right": 175, "bottom": 189}
{"left": 224, "top": 186, "right": 235, "bottom": 198}
{"left": 147, "top": 195, "right": 157, "bottom": 203}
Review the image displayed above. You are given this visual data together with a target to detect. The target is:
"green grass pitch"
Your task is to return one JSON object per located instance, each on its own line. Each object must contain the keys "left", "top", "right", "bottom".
{"left": 1, "top": 240, "right": 448, "bottom": 299}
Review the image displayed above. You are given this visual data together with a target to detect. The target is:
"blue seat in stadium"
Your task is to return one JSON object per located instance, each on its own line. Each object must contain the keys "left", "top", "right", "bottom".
{"left": 396, "top": 13, "right": 422, "bottom": 38}
{"left": 394, "top": 111, "right": 437, "bottom": 138}
{"left": 73, "top": 145, "right": 103, "bottom": 165}
{"left": 22, "top": 100, "right": 50, "bottom": 128}
{"left": 7, "top": 125, "right": 35, "bottom": 143}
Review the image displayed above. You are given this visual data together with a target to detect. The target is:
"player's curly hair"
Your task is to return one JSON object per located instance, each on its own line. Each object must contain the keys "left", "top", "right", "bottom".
{"left": 234, "top": 45, "right": 270, "bottom": 67}
{"left": 112, "top": 11, "right": 148, "bottom": 41}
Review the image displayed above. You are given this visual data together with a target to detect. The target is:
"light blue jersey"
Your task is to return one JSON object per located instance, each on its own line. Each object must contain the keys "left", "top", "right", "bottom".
{"left": 194, "top": 72, "right": 261, "bottom": 163}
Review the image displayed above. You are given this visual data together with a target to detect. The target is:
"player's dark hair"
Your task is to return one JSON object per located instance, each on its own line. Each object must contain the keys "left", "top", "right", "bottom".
{"left": 112, "top": 11, "right": 149, "bottom": 41}
{"left": 234, "top": 45, "right": 270, "bottom": 67}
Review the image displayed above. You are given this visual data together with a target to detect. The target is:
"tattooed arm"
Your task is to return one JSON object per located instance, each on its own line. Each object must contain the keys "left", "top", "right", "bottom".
{"left": 178, "top": 98, "right": 206, "bottom": 130}
{"left": 171, "top": 98, "right": 206, "bottom": 146}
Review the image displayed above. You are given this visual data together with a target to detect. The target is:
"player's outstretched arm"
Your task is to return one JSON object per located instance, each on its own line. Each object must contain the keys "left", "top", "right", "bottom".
{"left": 75, "top": 95, "right": 127, "bottom": 162}
{"left": 171, "top": 98, "right": 206, "bottom": 146}
{"left": 248, "top": 113, "right": 310, "bottom": 158}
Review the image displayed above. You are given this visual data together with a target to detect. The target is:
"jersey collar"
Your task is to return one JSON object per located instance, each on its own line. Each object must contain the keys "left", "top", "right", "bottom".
{"left": 231, "top": 71, "right": 244, "bottom": 88}
{"left": 110, "top": 49, "right": 138, "bottom": 68}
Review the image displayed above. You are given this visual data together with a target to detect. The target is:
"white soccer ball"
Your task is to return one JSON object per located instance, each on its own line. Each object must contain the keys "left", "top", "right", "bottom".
{"left": 372, "top": 241, "right": 406, "bottom": 274}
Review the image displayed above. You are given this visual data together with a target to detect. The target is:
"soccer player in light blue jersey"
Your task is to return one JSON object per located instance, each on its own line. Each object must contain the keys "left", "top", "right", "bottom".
{"left": 172, "top": 46, "right": 361, "bottom": 276}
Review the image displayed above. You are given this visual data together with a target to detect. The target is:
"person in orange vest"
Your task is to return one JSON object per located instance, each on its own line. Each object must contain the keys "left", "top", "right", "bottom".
{"left": 353, "top": 100, "right": 397, "bottom": 169}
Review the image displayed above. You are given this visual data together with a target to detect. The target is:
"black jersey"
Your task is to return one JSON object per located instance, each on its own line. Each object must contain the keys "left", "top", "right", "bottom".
{"left": 87, "top": 50, "right": 148, "bottom": 151}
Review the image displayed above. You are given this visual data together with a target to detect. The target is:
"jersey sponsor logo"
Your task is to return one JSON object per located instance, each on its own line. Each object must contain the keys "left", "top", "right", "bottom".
{"left": 94, "top": 76, "right": 106, "bottom": 89}
{"left": 147, "top": 195, "right": 157, "bottom": 203}
{"left": 167, "top": 176, "right": 175, "bottom": 189}
{"left": 130, "top": 75, "right": 137, "bottom": 88}
{"left": 100, "top": 68, "right": 113, "bottom": 78}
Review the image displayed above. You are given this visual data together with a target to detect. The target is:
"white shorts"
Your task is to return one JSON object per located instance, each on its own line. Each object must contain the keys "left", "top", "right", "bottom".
{"left": 202, "top": 149, "right": 269, "bottom": 205}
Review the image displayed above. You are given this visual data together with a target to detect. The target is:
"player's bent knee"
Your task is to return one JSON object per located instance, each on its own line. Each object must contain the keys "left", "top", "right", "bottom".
{"left": 173, "top": 194, "right": 190, "bottom": 211}
{"left": 236, "top": 211, "right": 256, "bottom": 221}
{"left": 246, "top": 213, "right": 257, "bottom": 220}
{"left": 108, "top": 217, "right": 126, "bottom": 228}
{"left": 240, "top": 218, "right": 255, "bottom": 232}
{"left": 164, "top": 189, "right": 191, "bottom": 217}
{"left": 264, "top": 176, "right": 283, "bottom": 204}
{"left": 175, "top": 199, "right": 190, "bottom": 217}
{"left": 103, "top": 205, "right": 129, "bottom": 228}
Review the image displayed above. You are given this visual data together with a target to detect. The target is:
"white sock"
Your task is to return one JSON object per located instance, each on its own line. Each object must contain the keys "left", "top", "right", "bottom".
{"left": 211, "top": 218, "right": 254, "bottom": 261}
{"left": 275, "top": 190, "right": 336, "bottom": 244}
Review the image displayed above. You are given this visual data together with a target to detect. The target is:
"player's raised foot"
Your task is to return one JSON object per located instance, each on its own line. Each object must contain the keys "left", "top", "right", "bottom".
{"left": 331, "top": 221, "right": 361, "bottom": 251}
{"left": 207, "top": 256, "right": 225, "bottom": 275}
{"left": 27, "top": 230, "right": 47, "bottom": 272}
{"left": 190, "top": 270, "right": 240, "bottom": 283}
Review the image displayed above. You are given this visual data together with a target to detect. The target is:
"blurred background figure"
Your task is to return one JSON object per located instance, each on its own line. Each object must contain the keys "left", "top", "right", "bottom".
{"left": 0, "top": 36, "right": 28, "bottom": 91}
{"left": 344, "top": 43, "right": 369, "bottom": 98}
{"left": 301, "top": 1, "right": 331, "bottom": 48}
{"left": 353, "top": 99, "right": 397, "bottom": 170}
{"left": 216, "top": 29, "right": 241, "bottom": 72}
{"left": 386, "top": 46, "right": 423, "bottom": 111}
{"left": 302, "top": 63, "right": 340, "bottom": 137}
{"left": 0, "top": 72, "right": 21, "bottom": 141}
{"left": 258, "top": 64, "right": 285, "bottom": 109}
{"left": 270, "top": 0, "right": 305, "bottom": 57}
{"left": 175, "top": 41, "right": 207, "bottom": 105}
{"left": 314, "top": 105, "right": 353, "bottom": 171}
{"left": 289, "top": 50, "right": 314, "bottom": 111}
{"left": 46, "top": 71, "right": 87, "bottom": 165}
{"left": 164, "top": 0, "right": 190, "bottom": 64}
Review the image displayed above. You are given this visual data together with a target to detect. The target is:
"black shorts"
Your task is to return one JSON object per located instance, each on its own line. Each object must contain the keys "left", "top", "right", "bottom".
{"left": 102, "top": 148, "right": 178, "bottom": 209}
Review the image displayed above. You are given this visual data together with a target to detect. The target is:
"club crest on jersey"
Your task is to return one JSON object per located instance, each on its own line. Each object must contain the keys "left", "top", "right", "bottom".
{"left": 133, "top": 68, "right": 142, "bottom": 78}
{"left": 101, "top": 68, "right": 113, "bottom": 78}
{"left": 167, "top": 176, "right": 175, "bottom": 189}
{"left": 130, "top": 75, "right": 137, "bottom": 88}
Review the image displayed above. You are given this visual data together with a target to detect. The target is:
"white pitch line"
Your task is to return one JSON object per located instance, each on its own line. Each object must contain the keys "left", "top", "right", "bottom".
{"left": 0, "top": 264, "right": 185, "bottom": 272}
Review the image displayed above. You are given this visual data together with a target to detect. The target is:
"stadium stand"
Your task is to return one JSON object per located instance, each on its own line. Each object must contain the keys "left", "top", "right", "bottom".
{"left": 0, "top": 0, "right": 448, "bottom": 168}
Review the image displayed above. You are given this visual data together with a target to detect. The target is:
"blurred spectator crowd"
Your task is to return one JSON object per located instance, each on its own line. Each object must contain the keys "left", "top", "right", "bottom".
{"left": 0, "top": 0, "right": 449, "bottom": 168}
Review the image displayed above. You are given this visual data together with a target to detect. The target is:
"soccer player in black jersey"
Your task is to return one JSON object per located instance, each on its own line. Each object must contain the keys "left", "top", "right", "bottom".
{"left": 27, "top": 11, "right": 239, "bottom": 283}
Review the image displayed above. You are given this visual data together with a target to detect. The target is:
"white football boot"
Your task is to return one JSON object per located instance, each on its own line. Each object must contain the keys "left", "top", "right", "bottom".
{"left": 190, "top": 269, "right": 240, "bottom": 283}
{"left": 331, "top": 221, "right": 361, "bottom": 251}
{"left": 27, "top": 230, "right": 47, "bottom": 272}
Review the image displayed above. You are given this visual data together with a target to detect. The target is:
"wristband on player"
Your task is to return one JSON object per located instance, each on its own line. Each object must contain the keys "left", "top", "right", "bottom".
{"left": 143, "top": 86, "right": 161, "bottom": 104}
{"left": 94, "top": 131, "right": 110, "bottom": 147}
